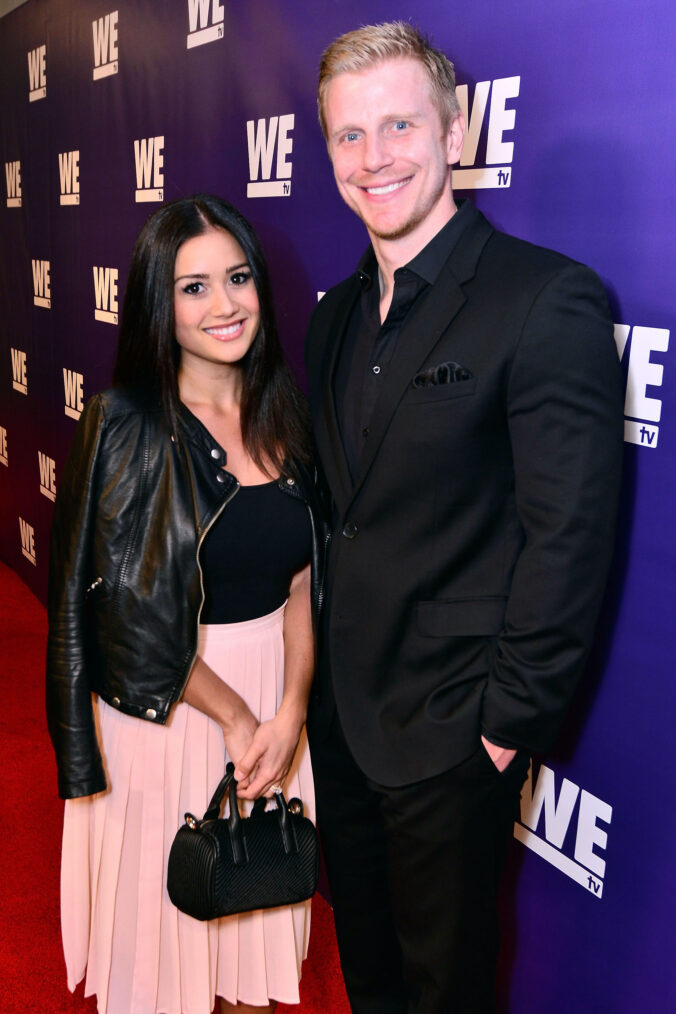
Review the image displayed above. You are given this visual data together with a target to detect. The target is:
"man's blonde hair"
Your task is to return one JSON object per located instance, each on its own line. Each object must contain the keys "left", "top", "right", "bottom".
{"left": 317, "top": 21, "right": 461, "bottom": 140}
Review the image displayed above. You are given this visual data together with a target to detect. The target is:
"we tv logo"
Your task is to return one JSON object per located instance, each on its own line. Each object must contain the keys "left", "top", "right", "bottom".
{"left": 247, "top": 115, "right": 294, "bottom": 198}
{"left": 134, "top": 137, "right": 164, "bottom": 202}
{"left": 514, "top": 762, "right": 612, "bottom": 898}
{"left": 32, "top": 259, "right": 51, "bottom": 308}
{"left": 38, "top": 452, "right": 56, "bottom": 501}
{"left": 614, "top": 324, "right": 670, "bottom": 449}
{"left": 27, "top": 45, "right": 46, "bottom": 101}
{"left": 93, "top": 267, "right": 118, "bottom": 324}
{"left": 11, "top": 349, "right": 27, "bottom": 395}
{"left": 0, "top": 426, "right": 7, "bottom": 467}
{"left": 92, "top": 11, "right": 118, "bottom": 80}
{"left": 453, "top": 76, "right": 520, "bottom": 190}
{"left": 19, "top": 518, "right": 36, "bottom": 566}
{"left": 58, "top": 151, "right": 80, "bottom": 205}
{"left": 186, "top": 0, "right": 224, "bottom": 49}
{"left": 63, "top": 369, "right": 84, "bottom": 420}
{"left": 5, "top": 161, "right": 21, "bottom": 207}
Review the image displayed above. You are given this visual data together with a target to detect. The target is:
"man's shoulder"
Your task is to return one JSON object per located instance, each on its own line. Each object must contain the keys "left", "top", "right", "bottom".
{"left": 481, "top": 219, "right": 599, "bottom": 285}
{"left": 305, "top": 273, "right": 360, "bottom": 369}
{"left": 312, "top": 273, "right": 359, "bottom": 317}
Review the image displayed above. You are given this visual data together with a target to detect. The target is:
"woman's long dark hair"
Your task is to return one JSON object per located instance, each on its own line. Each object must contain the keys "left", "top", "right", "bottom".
{"left": 113, "top": 193, "right": 311, "bottom": 475}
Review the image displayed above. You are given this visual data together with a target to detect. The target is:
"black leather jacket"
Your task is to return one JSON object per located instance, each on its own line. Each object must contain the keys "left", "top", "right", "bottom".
{"left": 46, "top": 387, "right": 327, "bottom": 800}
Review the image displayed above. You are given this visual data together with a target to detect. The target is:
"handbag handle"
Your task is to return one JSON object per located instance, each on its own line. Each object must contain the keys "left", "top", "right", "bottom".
{"left": 194, "top": 762, "right": 299, "bottom": 864}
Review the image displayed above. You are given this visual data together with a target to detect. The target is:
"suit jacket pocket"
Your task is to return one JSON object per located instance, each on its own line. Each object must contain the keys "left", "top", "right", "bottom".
{"left": 417, "top": 596, "right": 507, "bottom": 637}
{"left": 403, "top": 376, "right": 477, "bottom": 405}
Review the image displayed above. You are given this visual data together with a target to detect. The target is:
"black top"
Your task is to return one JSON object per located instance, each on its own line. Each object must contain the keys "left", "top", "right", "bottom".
{"left": 333, "top": 199, "right": 474, "bottom": 479}
{"left": 200, "top": 480, "right": 312, "bottom": 623}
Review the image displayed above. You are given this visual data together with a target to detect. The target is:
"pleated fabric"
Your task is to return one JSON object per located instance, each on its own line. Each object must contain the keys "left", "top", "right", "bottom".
{"left": 61, "top": 604, "right": 314, "bottom": 1013}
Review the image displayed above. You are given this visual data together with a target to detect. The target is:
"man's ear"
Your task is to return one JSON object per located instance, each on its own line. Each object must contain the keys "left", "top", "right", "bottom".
{"left": 446, "top": 113, "right": 465, "bottom": 166}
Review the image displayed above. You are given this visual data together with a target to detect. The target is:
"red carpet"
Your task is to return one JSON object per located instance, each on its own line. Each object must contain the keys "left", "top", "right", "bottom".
{"left": 0, "top": 562, "right": 349, "bottom": 1014}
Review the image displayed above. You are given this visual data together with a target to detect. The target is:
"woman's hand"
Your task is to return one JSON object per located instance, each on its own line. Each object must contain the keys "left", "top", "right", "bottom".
{"left": 182, "top": 654, "right": 261, "bottom": 768}
{"left": 221, "top": 701, "right": 259, "bottom": 773}
{"left": 233, "top": 705, "right": 305, "bottom": 800}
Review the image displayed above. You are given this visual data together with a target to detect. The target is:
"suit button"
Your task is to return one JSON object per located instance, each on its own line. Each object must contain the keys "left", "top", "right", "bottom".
{"left": 145, "top": 708, "right": 157, "bottom": 720}
{"left": 112, "top": 697, "right": 120, "bottom": 707}
{"left": 342, "top": 522, "right": 358, "bottom": 539}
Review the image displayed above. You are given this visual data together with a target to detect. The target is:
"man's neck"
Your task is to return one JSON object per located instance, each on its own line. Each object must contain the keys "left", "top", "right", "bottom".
{"left": 372, "top": 198, "right": 457, "bottom": 321}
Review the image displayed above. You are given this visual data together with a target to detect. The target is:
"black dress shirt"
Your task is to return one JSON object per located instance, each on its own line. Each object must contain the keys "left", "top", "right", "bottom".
{"left": 334, "top": 199, "right": 473, "bottom": 480}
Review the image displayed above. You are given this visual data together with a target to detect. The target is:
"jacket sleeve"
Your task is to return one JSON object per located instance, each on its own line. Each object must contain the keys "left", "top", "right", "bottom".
{"left": 46, "top": 394, "right": 107, "bottom": 799}
{"left": 481, "top": 264, "right": 624, "bottom": 753}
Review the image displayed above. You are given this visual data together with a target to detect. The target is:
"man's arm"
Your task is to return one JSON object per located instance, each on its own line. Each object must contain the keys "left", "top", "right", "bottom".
{"left": 482, "top": 263, "right": 624, "bottom": 755}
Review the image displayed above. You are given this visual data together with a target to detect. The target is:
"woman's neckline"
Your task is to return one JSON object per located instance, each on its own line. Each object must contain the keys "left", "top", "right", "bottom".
{"left": 236, "top": 478, "right": 279, "bottom": 489}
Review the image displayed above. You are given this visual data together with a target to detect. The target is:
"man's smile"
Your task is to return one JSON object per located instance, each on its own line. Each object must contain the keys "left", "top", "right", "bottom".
{"left": 362, "top": 177, "right": 412, "bottom": 196}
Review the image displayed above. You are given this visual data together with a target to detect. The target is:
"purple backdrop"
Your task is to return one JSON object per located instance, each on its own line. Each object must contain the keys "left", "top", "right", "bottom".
{"left": 1, "top": 1, "right": 674, "bottom": 1009}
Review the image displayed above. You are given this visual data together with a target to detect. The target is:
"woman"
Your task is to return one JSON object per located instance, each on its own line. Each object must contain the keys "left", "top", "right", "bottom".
{"left": 46, "top": 194, "right": 325, "bottom": 1014}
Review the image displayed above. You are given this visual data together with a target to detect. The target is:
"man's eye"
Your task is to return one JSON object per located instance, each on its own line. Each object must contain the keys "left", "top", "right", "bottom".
{"left": 393, "top": 121, "right": 408, "bottom": 131}
{"left": 344, "top": 132, "right": 360, "bottom": 143}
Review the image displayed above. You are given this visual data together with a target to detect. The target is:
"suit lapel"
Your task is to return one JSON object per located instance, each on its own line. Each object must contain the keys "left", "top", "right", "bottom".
{"left": 349, "top": 209, "right": 494, "bottom": 502}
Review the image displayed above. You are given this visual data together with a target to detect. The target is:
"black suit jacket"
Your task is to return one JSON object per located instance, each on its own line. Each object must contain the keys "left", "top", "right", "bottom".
{"left": 305, "top": 205, "right": 624, "bottom": 787}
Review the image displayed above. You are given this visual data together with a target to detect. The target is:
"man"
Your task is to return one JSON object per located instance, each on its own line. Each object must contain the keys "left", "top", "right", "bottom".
{"left": 304, "top": 21, "right": 623, "bottom": 1014}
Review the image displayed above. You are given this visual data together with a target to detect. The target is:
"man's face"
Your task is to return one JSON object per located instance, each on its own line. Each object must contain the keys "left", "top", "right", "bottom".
{"left": 324, "top": 58, "right": 463, "bottom": 247}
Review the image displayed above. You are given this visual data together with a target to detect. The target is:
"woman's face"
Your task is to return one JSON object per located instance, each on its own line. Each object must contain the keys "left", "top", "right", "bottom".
{"left": 173, "top": 227, "right": 260, "bottom": 371}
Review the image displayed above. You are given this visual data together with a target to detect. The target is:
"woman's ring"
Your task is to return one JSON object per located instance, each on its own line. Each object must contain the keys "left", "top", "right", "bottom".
{"left": 270, "top": 783, "right": 283, "bottom": 794}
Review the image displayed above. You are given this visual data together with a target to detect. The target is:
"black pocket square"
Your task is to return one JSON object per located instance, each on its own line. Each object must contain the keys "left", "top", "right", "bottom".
{"left": 412, "top": 361, "right": 473, "bottom": 388}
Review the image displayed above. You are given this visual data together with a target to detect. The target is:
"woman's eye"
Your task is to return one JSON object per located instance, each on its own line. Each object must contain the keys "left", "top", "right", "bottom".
{"left": 230, "top": 270, "right": 252, "bottom": 286}
{"left": 182, "top": 281, "right": 204, "bottom": 295}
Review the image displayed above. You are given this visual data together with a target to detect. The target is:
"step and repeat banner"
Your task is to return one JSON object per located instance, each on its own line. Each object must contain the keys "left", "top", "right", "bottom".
{"left": 1, "top": 1, "right": 673, "bottom": 1009}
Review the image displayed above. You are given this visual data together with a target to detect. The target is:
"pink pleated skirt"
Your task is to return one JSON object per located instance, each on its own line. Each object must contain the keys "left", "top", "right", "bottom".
{"left": 61, "top": 604, "right": 314, "bottom": 1013}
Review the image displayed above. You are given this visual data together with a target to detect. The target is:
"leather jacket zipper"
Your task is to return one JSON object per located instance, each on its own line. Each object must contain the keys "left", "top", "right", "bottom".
{"left": 176, "top": 477, "right": 240, "bottom": 702}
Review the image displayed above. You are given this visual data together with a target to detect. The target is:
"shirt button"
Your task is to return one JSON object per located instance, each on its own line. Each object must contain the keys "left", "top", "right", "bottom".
{"left": 210, "top": 448, "right": 220, "bottom": 459}
{"left": 216, "top": 472, "right": 225, "bottom": 483}
{"left": 342, "top": 522, "right": 358, "bottom": 539}
{"left": 372, "top": 365, "right": 381, "bottom": 374}
{"left": 145, "top": 708, "right": 157, "bottom": 720}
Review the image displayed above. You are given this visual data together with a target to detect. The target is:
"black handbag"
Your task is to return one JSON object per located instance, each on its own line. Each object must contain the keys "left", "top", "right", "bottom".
{"left": 167, "top": 762, "right": 319, "bottom": 920}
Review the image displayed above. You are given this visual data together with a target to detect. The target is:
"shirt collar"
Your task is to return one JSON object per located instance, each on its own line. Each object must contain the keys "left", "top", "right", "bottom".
{"left": 354, "top": 197, "right": 473, "bottom": 290}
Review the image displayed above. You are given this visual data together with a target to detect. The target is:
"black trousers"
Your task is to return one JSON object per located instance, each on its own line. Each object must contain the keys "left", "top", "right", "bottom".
{"left": 309, "top": 710, "right": 529, "bottom": 1014}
